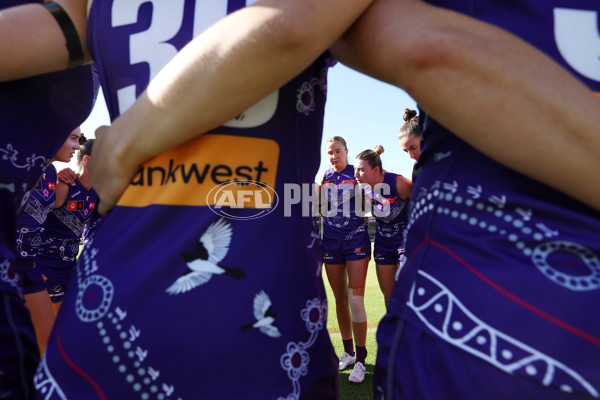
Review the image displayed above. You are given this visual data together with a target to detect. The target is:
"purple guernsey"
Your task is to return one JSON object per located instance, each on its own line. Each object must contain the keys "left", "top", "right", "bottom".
{"left": 374, "top": 1, "right": 600, "bottom": 398}
{"left": 39, "top": 2, "right": 338, "bottom": 398}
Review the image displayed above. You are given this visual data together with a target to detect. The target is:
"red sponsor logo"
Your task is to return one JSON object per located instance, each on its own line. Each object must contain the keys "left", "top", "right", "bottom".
{"left": 48, "top": 182, "right": 55, "bottom": 191}
{"left": 67, "top": 201, "right": 84, "bottom": 211}
{"left": 340, "top": 179, "right": 356, "bottom": 185}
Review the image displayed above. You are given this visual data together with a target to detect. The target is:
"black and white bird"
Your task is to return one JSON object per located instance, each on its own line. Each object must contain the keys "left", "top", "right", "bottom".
{"left": 240, "top": 290, "right": 281, "bottom": 338}
{"left": 166, "top": 219, "right": 245, "bottom": 295}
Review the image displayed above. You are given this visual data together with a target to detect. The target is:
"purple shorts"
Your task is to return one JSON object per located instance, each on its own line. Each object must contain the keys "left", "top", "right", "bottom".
{"left": 37, "top": 252, "right": 75, "bottom": 300}
{"left": 37, "top": 255, "right": 74, "bottom": 303}
{"left": 322, "top": 232, "right": 371, "bottom": 265}
{"left": 44, "top": 279, "right": 66, "bottom": 304}
{"left": 14, "top": 258, "right": 46, "bottom": 295}
{"left": 374, "top": 233, "right": 404, "bottom": 265}
{"left": 374, "top": 312, "right": 589, "bottom": 400}
{"left": 373, "top": 247, "right": 403, "bottom": 265}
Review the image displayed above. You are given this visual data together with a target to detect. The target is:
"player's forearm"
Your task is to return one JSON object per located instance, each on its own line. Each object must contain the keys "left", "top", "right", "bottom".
{"left": 333, "top": 0, "right": 600, "bottom": 210}
{"left": 108, "top": 0, "right": 372, "bottom": 173}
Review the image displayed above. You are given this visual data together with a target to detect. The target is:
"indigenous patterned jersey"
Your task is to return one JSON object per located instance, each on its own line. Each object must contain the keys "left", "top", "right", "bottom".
{"left": 0, "top": 0, "right": 97, "bottom": 298}
{"left": 321, "top": 164, "right": 368, "bottom": 240}
{"left": 81, "top": 208, "right": 103, "bottom": 244}
{"left": 15, "top": 165, "right": 58, "bottom": 262}
{"left": 38, "top": 178, "right": 101, "bottom": 266}
{"left": 366, "top": 172, "right": 408, "bottom": 256}
{"left": 39, "top": 2, "right": 335, "bottom": 399}
{"left": 377, "top": 0, "right": 600, "bottom": 398}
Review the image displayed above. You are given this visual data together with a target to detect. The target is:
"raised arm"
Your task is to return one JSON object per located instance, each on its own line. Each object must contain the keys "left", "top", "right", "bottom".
{"left": 331, "top": 0, "right": 600, "bottom": 211}
{"left": 54, "top": 179, "right": 70, "bottom": 209}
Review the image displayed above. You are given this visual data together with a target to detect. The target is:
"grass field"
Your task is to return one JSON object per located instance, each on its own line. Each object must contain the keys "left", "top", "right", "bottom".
{"left": 323, "top": 248, "right": 387, "bottom": 400}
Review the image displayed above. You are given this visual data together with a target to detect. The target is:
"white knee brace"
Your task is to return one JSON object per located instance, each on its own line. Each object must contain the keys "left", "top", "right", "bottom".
{"left": 348, "top": 288, "right": 367, "bottom": 323}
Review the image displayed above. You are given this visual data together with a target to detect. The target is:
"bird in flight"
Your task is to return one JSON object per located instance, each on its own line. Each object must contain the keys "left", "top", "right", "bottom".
{"left": 166, "top": 219, "right": 245, "bottom": 295}
{"left": 240, "top": 290, "right": 281, "bottom": 338}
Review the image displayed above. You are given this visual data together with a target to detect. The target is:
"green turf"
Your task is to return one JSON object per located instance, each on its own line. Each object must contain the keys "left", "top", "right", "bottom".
{"left": 323, "top": 246, "right": 387, "bottom": 400}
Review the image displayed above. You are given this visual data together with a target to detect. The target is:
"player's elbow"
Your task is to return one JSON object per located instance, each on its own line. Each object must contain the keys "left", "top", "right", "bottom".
{"left": 396, "top": 26, "right": 478, "bottom": 91}
{"left": 263, "top": 11, "right": 320, "bottom": 55}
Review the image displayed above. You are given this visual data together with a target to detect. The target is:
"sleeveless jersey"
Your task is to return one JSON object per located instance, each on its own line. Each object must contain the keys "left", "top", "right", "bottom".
{"left": 366, "top": 172, "right": 408, "bottom": 256}
{"left": 38, "top": 2, "right": 335, "bottom": 399}
{"left": 15, "top": 165, "right": 58, "bottom": 265}
{"left": 321, "top": 164, "right": 368, "bottom": 240}
{"left": 37, "top": 178, "right": 101, "bottom": 272}
{"left": 0, "top": 0, "right": 97, "bottom": 298}
{"left": 378, "top": 0, "right": 600, "bottom": 398}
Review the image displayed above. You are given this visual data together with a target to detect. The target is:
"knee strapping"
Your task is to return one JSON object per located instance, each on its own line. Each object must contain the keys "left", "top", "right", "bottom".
{"left": 348, "top": 288, "right": 367, "bottom": 323}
